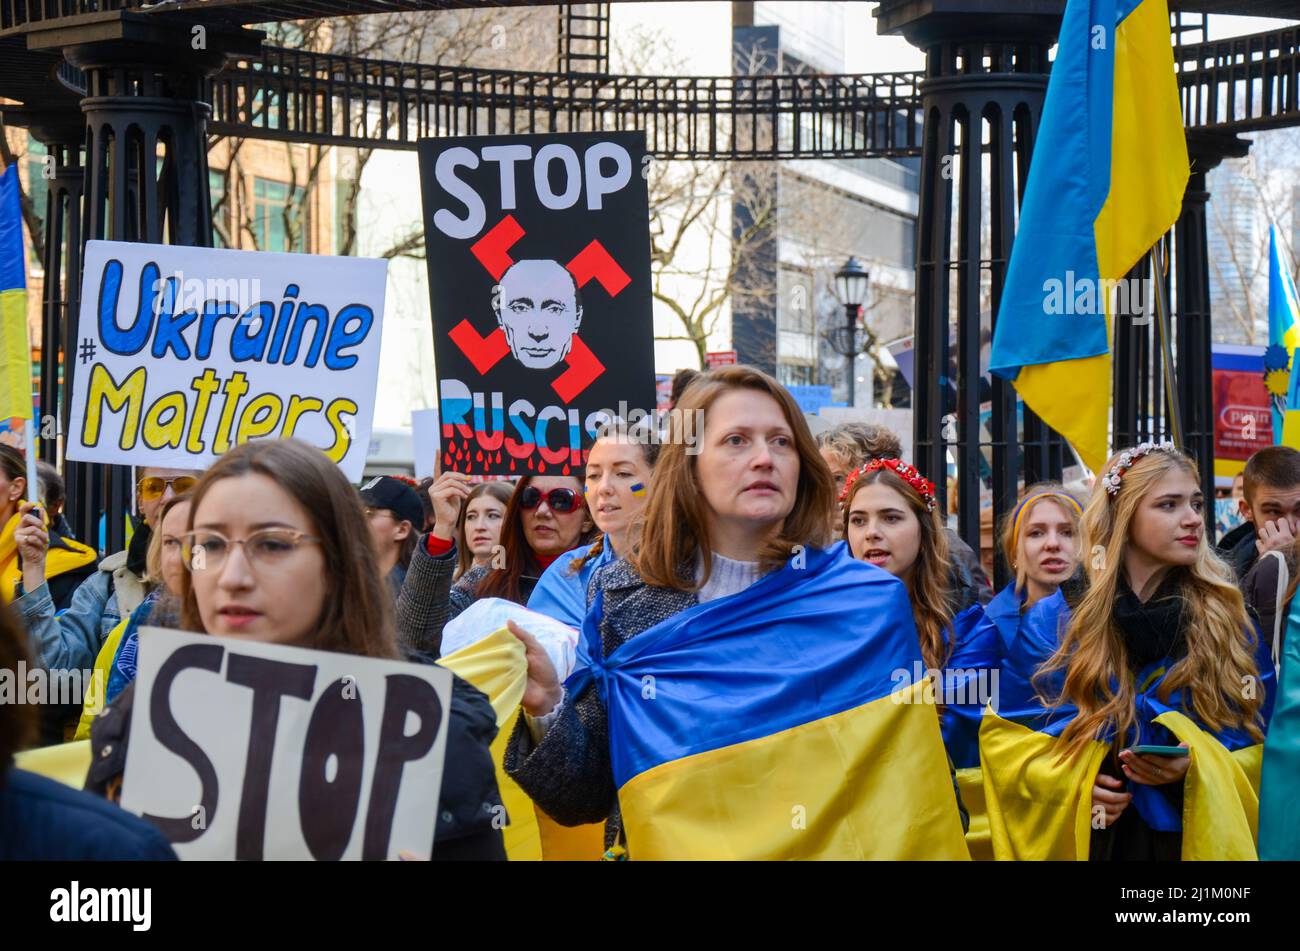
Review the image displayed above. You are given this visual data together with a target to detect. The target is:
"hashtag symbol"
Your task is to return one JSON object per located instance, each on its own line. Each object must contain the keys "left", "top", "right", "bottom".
{"left": 79, "top": 338, "right": 97, "bottom": 364}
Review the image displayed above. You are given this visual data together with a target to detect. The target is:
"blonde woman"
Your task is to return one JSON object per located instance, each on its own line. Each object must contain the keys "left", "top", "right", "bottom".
{"left": 984, "top": 443, "right": 1274, "bottom": 860}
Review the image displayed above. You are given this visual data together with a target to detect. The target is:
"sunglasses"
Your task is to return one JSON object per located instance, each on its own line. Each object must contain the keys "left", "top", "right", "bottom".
{"left": 518, "top": 486, "right": 581, "bottom": 514}
{"left": 137, "top": 476, "right": 198, "bottom": 502}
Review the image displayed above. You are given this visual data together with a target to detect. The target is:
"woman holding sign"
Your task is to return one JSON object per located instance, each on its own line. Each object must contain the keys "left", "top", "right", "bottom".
{"left": 503, "top": 366, "right": 970, "bottom": 859}
{"left": 86, "top": 438, "right": 506, "bottom": 860}
{"left": 396, "top": 472, "right": 594, "bottom": 657}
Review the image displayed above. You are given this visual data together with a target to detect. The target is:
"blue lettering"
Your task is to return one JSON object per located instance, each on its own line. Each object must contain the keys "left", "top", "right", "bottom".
{"left": 196, "top": 300, "right": 240, "bottom": 360}
{"left": 323, "top": 304, "right": 373, "bottom": 370}
{"left": 282, "top": 303, "right": 329, "bottom": 368}
{"left": 231, "top": 302, "right": 275, "bottom": 362}
{"left": 98, "top": 259, "right": 157, "bottom": 356}
{"left": 150, "top": 277, "right": 196, "bottom": 359}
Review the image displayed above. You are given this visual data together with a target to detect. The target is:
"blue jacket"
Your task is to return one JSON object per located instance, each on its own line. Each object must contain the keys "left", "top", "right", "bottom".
{"left": 526, "top": 541, "right": 615, "bottom": 629}
{"left": 0, "top": 767, "right": 177, "bottom": 860}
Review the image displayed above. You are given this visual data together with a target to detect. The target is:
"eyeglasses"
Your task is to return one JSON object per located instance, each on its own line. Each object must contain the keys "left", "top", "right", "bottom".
{"left": 138, "top": 476, "right": 198, "bottom": 502}
{"left": 181, "top": 529, "right": 320, "bottom": 572}
{"left": 518, "top": 486, "right": 581, "bottom": 514}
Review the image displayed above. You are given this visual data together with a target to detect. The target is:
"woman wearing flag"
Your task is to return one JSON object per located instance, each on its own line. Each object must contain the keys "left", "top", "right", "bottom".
{"left": 839, "top": 457, "right": 995, "bottom": 854}
{"left": 981, "top": 443, "right": 1274, "bottom": 860}
{"left": 85, "top": 438, "right": 506, "bottom": 860}
{"left": 503, "top": 366, "right": 969, "bottom": 859}
{"left": 526, "top": 420, "right": 658, "bottom": 629}
{"left": 396, "top": 472, "right": 595, "bottom": 657}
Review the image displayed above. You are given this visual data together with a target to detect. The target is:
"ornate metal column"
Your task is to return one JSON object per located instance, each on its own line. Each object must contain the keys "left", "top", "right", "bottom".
{"left": 25, "top": 15, "right": 262, "bottom": 550}
{"left": 877, "top": 1, "right": 1065, "bottom": 579}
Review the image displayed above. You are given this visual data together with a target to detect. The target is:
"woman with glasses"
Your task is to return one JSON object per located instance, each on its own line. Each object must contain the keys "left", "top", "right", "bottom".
{"left": 14, "top": 465, "right": 199, "bottom": 679}
{"left": 85, "top": 438, "right": 506, "bottom": 859}
{"left": 526, "top": 421, "right": 658, "bottom": 629}
{"left": 396, "top": 472, "right": 594, "bottom": 657}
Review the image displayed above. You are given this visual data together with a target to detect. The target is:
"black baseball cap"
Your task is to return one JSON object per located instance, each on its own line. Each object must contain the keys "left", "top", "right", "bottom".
{"left": 359, "top": 476, "right": 424, "bottom": 528}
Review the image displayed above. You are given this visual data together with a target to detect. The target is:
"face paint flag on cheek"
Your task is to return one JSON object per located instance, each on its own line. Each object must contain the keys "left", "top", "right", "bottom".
{"left": 417, "top": 132, "right": 657, "bottom": 478}
{"left": 629, "top": 483, "right": 646, "bottom": 497}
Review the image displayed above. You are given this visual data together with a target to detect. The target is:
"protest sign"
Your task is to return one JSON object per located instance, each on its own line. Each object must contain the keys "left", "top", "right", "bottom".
{"left": 119, "top": 628, "right": 452, "bottom": 860}
{"left": 418, "top": 131, "right": 655, "bottom": 476}
{"left": 411, "top": 407, "right": 440, "bottom": 479}
{"left": 66, "top": 241, "right": 387, "bottom": 480}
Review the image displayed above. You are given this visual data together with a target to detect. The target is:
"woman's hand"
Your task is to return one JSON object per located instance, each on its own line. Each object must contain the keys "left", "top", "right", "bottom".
{"left": 1119, "top": 745, "right": 1190, "bottom": 786}
{"left": 1091, "top": 774, "right": 1131, "bottom": 828}
{"left": 427, "top": 471, "right": 472, "bottom": 542}
{"left": 508, "top": 620, "right": 563, "bottom": 717}
{"left": 15, "top": 502, "right": 48, "bottom": 593}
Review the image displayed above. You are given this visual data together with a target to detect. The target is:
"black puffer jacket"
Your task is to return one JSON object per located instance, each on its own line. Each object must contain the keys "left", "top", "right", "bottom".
{"left": 1216, "top": 520, "right": 1259, "bottom": 581}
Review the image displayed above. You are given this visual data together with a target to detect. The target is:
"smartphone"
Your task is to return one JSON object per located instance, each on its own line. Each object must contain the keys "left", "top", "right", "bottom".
{"left": 1127, "top": 744, "right": 1188, "bottom": 758}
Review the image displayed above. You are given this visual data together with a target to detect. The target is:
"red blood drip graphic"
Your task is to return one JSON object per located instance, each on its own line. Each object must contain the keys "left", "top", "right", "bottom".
{"left": 562, "top": 465, "right": 570, "bottom": 476}
{"left": 539, "top": 461, "right": 546, "bottom": 474}
{"left": 477, "top": 450, "right": 483, "bottom": 462}
{"left": 527, "top": 458, "right": 534, "bottom": 471}
{"left": 443, "top": 452, "right": 452, "bottom": 467}
{"left": 510, "top": 459, "right": 516, "bottom": 472}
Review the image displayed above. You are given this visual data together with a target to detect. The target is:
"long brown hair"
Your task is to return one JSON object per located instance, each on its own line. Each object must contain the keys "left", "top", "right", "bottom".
{"left": 1039, "top": 447, "right": 1265, "bottom": 761}
{"left": 842, "top": 462, "right": 953, "bottom": 671}
{"left": 634, "top": 365, "right": 834, "bottom": 589}
{"left": 454, "top": 481, "right": 514, "bottom": 580}
{"left": 0, "top": 600, "right": 34, "bottom": 767}
{"left": 179, "top": 439, "right": 397, "bottom": 660}
{"left": 474, "top": 474, "right": 594, "bottom": 603}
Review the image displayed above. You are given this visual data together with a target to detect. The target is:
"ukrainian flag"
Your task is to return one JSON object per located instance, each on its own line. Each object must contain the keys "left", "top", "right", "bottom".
{"left": 438, "top": 629, "right": 605, "bottom": 860}
{"left": 989, "top": 0, "right": 1189, "bottom": 472}
{"left": 942, "top": 604, "right": 1000, "bottom": 860}
{"left": 979, "top": 588, "right": 1274, "bottom": 860}
{"left": 0, "top": 163, "right": 33, "bottom": 425}
{"left": 1272, "top": 225, "right": 1300, "bottom": 446}
{"left": 567, "top": 543, "right": 970, "bottom": 860}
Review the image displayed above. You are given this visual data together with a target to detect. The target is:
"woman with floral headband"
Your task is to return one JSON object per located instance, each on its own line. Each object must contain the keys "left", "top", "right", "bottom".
{"left": 979, "top": 442, "right": 1275, "bottom": 860}
{"left": 840, "top": 458, "right": 995, "bottom": 828}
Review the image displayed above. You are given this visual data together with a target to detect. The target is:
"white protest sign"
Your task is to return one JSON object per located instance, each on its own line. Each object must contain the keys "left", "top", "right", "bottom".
{"left": 67, "top": 240, "right": 387, "bottom": 480}
{"left": 411, "top": 407, "right": 440, "bottom": 479}
{"left": 119, "top": 628, "right": 451, "bottom": 860}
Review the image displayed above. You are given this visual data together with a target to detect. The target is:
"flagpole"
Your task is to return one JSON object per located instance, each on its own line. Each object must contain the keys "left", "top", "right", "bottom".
{"left": 1149, "top": 239, "right": 1183, "bottom": 449}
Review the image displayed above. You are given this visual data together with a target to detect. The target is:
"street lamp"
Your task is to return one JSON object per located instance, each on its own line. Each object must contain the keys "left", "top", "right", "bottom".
{"left": 830, "top": 256, "right": 870, "bottom": 407}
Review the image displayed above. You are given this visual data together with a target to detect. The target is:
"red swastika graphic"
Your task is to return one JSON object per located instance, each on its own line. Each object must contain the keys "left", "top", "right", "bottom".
{"left": 551, "top": 335, "right": 606, "bottom": 403}
{"left": 471, "top": 215, "right": 525, "bottom": 281}
{"left": 448, "top": 319, "right": 510, "bottom": 375}
{"left": 566, "top": 240, "right": 631, "bottom": 297}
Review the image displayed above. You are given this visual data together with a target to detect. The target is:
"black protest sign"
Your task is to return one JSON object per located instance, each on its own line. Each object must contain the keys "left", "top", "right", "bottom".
{"left": 418, "top": 131, "right": 655, "bottom": 476}
{"left": 119, "top": 628, "right": 452, "bottom": 860}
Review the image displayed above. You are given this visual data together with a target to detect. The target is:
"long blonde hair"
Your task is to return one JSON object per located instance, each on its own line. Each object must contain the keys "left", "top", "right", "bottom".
{"left": 997, "top": 482, "right": 1082, "bottom": 595}
{"left": 1039, "top": 448, "right": 1265, "bottom": 761}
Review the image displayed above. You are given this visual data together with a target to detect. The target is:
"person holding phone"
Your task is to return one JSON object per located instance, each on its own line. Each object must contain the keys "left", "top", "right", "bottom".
{"left": 982, "top": 443, "right": 1274, "bottom": 860}
{"left": 396, "top": 472, "right": 595, "bottom": 657}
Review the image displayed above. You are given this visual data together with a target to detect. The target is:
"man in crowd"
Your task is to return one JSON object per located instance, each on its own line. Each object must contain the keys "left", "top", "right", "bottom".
{"left": 12, "top": 466, "right": 199, "bottom": 674}
{"left": 1217, "top": 445, "right": 1300, "bottom": 579}
{"left": 360, "top": 475, "right": 424, "bottom": 601}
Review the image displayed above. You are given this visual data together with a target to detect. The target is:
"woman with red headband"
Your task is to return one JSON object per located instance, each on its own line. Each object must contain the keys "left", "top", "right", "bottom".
{"left": 840, "top": 459, "right": 995, "bottom": 793}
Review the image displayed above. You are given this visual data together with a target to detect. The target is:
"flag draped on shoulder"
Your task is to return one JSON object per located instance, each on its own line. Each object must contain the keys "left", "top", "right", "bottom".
{"left": 566, "top": 543, "right": 970, "bottom": 860}
{"left": 439, "top": 627, "right": 605, "bottom": 861}
{"left": 0, "top": 163, "right": 33, "bottom": 424}
{"left": 979, "top": 588, "right": 1274, "bottom": 860}
{"left": 989, "top": 0, "right": 1189, "bottom": 472}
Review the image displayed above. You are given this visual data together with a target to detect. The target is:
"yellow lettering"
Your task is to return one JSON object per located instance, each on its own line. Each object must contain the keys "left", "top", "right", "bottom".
{"left": 82, "top": 364, "right": 145, "bottom": 450}
{"left": 142, "top": 392, "right": 187, "bottom": 449}
{"left": 323, "top": 398, "right": 358, "bottom": 463}
{"left": 212, "top": 371, "right": 249, "bottom": 454}
{"left": 236, "top": 393, "right": 284, "bottom": 442}
{"left": 282, "top": 394, "right": 324, "bottom": 437}
{"left": 187, "top": 369, "right": 221, "bottom": 453}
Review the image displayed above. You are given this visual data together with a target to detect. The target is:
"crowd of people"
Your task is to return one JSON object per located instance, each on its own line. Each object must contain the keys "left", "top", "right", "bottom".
{"left": 0, "top": 364, "right": 1295, "bottom": 860}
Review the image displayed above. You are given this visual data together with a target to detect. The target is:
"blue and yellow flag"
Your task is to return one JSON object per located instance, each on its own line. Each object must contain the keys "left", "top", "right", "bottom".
{"left": 1271, "top": 225, "right": 1300, "bottom": 446}
{"left": 567, "top": 544, "right": 970, "bottom": 859}
{"left": 0, "top": 163, "right": 33, "bottom": 424}
{"left": 980, "top": 588, "right": 1274, "bottom": 860}
{"left": 989, "top": 0, "right": 1189, "bottom": 472}
{"left": 941, "top": 603, "right": 1000, "bottom": 860}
